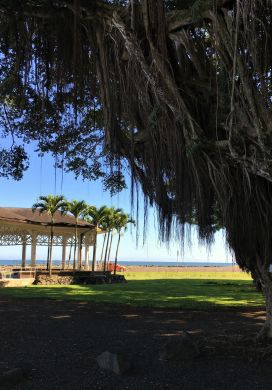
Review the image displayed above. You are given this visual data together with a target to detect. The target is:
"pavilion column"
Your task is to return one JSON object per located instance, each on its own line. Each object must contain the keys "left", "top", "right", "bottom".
{"left": 21, "top": 236, "right": 27, "bottom": 268}
{"left": 30, "top": 233, "right": 37, "bottom": 267}
{"left": 85, "top": 238, "right": 90, "bottom": 270}
{"left": 61, "top": 236, "right": 67, "bottom": 270}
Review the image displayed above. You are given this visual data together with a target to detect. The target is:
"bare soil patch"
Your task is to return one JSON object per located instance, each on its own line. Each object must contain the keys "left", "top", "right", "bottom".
{"left": 125, "top": 265, "right": 241, "bottom": 273}
{"left": 0, "top": 298, "right": 271, "bottom": 389}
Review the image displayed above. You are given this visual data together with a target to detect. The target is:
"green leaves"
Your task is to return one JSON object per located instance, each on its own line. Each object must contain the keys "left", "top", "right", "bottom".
{"left": 84, "top": 205, "right": 134, "bottom": 232}
{"left": 0, "top": 146, "right": 29, "bottom": 180}
{"left": 63, "top": 200, "right": 88, "bottom": 220}
{"left": 32, "top": 195, "right": 67, "bottom": 219}
{"left": 84, "top": 205, "right": 109, "bottom": 227}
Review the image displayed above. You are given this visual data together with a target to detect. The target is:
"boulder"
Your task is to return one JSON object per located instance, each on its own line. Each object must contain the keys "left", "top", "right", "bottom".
{"left": 34, "top": 275, "right": 74, "bottom": 285}
{"left": 160, "top": 331, "right": 199, "bottom": 361}
{"left": 96, "top": 351, "right": 131, "bottom": 375}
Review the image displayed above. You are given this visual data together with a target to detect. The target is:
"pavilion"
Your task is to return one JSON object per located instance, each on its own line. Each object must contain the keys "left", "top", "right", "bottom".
{"left": 0, "top": 208, "right": 97, "bottom": 269}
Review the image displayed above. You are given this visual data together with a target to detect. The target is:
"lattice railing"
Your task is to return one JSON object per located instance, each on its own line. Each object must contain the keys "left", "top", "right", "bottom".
{"left": 0, "top": 226, "right": 95, "bottom": 246}
{"left": 0, "top": 234, "right": 31, "bottom": 246}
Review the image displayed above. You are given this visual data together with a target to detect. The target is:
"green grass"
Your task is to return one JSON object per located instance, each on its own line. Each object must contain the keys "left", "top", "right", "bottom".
{"left": 0, "top": 271, "right": 264, "bottom": 310}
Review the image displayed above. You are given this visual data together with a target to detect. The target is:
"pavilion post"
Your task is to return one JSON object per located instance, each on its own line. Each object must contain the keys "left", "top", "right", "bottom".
{"left": 30, "top": 233, "right": 37, "bottom": 267}
{"left": 85, "top": 238, "right": 90, "bottom": 270}
{"left": 21, "top": 236, "right": 27, "bottom": 268}
{"left": 61, "top": 236, "right": 67, "bottom": 270}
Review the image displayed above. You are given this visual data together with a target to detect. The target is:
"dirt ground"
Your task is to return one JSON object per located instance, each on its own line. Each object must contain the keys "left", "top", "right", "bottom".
{"left": 0, "top": 298, "right": 271, "bottom": 390}
{"left": 125, "top": 265, "right": 241, "bottom": 273}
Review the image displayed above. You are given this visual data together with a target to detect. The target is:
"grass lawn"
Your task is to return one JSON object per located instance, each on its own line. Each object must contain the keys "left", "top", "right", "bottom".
{"left": 0, "top": 271, "right": 264, "bottom": 310}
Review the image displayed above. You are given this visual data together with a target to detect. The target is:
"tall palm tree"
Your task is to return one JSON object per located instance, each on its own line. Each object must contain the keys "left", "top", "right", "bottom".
{"left": 99, "top": 230, "right": 107, "bottom": 270}
{"left": 102, "top": 207, "right": 116, "bottom": 272}
{"left": 32, "top": 195, "right": 67, "bottom": 275}
{"left": 84, "top": 205, "right": 109, "bottom": 272}
{"left": 64, "top": 200, "right": 88, "bottom": 270}
{"left": 107, "top": 229, "right": 115, "bottom": 265}
{"left": 114, "top": 212, "right": 135, "bottom": 275}
{"left": 102, "top": 207, "right": 122, "bottom": 272}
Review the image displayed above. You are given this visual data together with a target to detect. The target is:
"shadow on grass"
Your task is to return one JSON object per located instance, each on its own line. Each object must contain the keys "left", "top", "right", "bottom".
{"left": 0, "top": 279, "right": 264, "bottom": 310}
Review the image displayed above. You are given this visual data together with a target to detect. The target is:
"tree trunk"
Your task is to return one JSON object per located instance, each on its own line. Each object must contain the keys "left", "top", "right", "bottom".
{"left": 100, "top": 234, "right": 106, "bottom": 270}
{"left": 73, "top": 223, "right": 78, "bottom": 271}
{"left": 257, "top": 263, "right": 272, "bottom": 339}
{"left": 114, "top": 232, "right": 121, "bottom": 275}
{"left": 78, "top": 233, "right": 83, "bottom": 269}
{"left": 103, "top": 231, "right": 111, "bottom": 272}
{"left": 67, "top": 243, "right": 73, "bottom": 269}
{"left": 46, "top": 243, "right": 50, "bottom": 270}
{"left": 107, "top": 232, "right": 113, "bottom": 269}
{"left": 49, "top": 222, "right": 54, "bottom": 276}
{"left": 92, "top": 230, "right": 98, "bottom": 272}
{"left": 263, "top": 286, "right": 272, "bottom": 339}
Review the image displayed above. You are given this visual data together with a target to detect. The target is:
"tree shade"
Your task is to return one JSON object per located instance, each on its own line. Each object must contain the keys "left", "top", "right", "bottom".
{"left": 1, "top": 0, "right": 272, "bottom": 336}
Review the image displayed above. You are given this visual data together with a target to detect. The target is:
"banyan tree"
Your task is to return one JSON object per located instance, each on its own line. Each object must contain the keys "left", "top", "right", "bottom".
{"left": 0, "top": 0, "right": 272, "bottom": 336}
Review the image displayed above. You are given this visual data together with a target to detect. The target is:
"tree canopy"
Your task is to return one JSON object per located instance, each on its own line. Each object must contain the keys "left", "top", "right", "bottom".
{"left": 1, "top": 0, "right": 272, "bottom": 315}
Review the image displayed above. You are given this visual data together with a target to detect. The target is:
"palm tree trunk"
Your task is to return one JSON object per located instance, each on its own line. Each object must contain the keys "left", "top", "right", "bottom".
{"left": 67, "top": 243, "right": 73, "bottom": 269}
{"left": 46, "top": 244, "right": 50, "bottom": 270}
{"left": 92, "top": 229, "right": 98, "bottom": 272}
{"left": 103, "top": 231, "right": 111, "bottom": 272}
{"left": 100, "top": 234, "right": 106, "bottom": 270}
{"left": 49, "top": 222, "right": 54, "bottom": 276}
{"left": 78, "top": 233, "right": 83, "bottom": 269}
{"left": 114, "top": 232, "right": 121, "bottom": 275}
{"left": 73, "top": 223, "right": 78, "bottom": 271}
{"left": 107, "top": 232, "right": 113, "bottom": 268}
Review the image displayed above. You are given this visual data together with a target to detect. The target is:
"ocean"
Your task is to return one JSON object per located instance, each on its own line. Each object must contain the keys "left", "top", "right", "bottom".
{"left": 0, "top": 260, "right": 235, "bottom": 267}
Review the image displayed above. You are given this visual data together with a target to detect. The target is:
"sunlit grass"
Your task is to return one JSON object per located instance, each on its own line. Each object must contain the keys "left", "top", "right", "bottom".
{"left": 0, "top": 270, "right": 263, "bottom": 310}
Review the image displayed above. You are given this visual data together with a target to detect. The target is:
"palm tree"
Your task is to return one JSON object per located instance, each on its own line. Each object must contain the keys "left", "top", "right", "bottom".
{"left": 64, "top": 200, "right": 88, "bottom": 270}
{"left": 99, "top": 230, "right": 107, "bottom": 270}
{"left": 32, "top": 195, "right": 67, "bottom": 276}
{"left": 102, "top": 207, "right": 116, "bottom": 272}
{"left": 84, "top": 205, "right": 109, "bottom": 272}
{"left": 102, "top": 207, "right": 122, "bottom": 272}
{"left": 114, "top": 212, "right": 135, "bottom": 275}
{"left": 107, "top": 230, "right": 115, "bottom": 265}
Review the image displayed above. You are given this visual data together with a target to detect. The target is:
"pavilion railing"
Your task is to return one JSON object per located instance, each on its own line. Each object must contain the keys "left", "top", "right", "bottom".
{"left": 0, "top": 267, "right": 37, "bottom": 279}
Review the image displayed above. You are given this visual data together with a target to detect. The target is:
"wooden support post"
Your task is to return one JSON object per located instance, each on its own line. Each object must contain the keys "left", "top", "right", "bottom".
{"left": 30, "top": 233, "right": 37, "bottom": 267}
{"left": 62, "top": 236, "right": 67, "bottom": 270}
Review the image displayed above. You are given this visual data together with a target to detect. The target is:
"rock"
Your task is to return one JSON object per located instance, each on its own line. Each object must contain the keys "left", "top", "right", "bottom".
{"left": 96, "top": 351, "right": 131, "bottom": 375}
{"left": 0, "top": 368, "right": 27, "bottom": 386}
{"left": 34, "top": 275, "right": 74, "bottom": 285}
{"left": 160, "top": 332, "right": 199, "bottom": 361}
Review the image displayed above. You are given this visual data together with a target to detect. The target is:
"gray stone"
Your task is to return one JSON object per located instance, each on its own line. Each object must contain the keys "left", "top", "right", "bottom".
{"left": 96, "top": 351, "right": 131, "bottom": 375}
{"left": 34, "top": 275, "right": 74, "bottom": 285}
{"left": 160, "top": 331, "right": 199, "bottom": 361}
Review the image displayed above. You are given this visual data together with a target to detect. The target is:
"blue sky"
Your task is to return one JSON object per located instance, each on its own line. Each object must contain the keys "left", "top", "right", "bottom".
{"left": 0, "top": 143, "right": 233, "bottom": 263}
